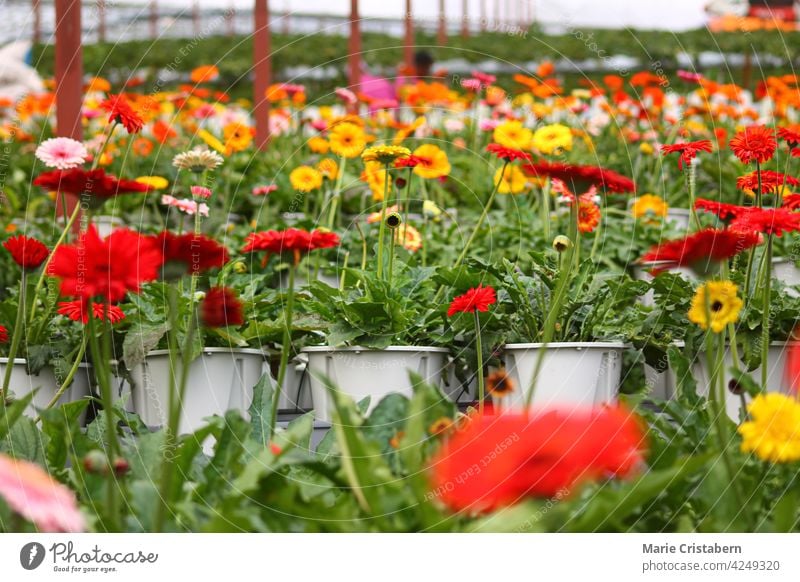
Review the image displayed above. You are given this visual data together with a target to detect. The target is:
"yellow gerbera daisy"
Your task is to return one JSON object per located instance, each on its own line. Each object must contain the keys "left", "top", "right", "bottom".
{"left": 135, "top": 176, "right": 169, "bottom": 190}
{"left": 494, "top": 165, "right": 528, "bottom": 194}
{"left": 687, "top": 280, "right": 743, "bottom": 333}
{"left": 329, "top": 122, "right": 367, "bottom": 159}
{"left": 289, "top": 166, "right": 323, "bottom": 192}
{"left": 317, "top": 158, "right": 340, "bottom": 180}
{"left": 493, "top": 120, "right": 532, "bottom": 151}
{"left": 412, "top": 144, "right": 450, "bottom": 179}
{"left": 361, "top": 145, "right": 411, "bottom": 165}
{"left": 631, "top": 194, "right": 668, "bottom": 220}
{"left": 531, "top": 123, "right": 573, "bottom": 155}
{"left": 308, "top": 136, "right": 330, "bottom": 154}
{"left": 739, "top": 393, "right": 800, "bottom": 463}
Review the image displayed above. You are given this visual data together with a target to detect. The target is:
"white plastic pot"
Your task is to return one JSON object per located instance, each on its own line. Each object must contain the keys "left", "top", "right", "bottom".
{"left": 0, "top": 358, "right": 92, "bottom": 420}
{"left": 500, "top": 343, "right": 626, "bottom": 409}
{"left": 654, "top": 342, "right": 798, "bottom": 419}
{"left": 128, "top": 348, "right": 266, "bottom": 433}
{"left": 772, "top": 258, "right": 800, "bottom": 297}
{"left": 302, "top": 346, "right": 450, "bottom": 422}
{"left": 93, "top": 215, "right": 124, "bottom": 237}
{"left": 666, "top": 208, "right": 691, "bottom": 230}
{"left": 266, "top": 355, "right": 314, "bottom": 413}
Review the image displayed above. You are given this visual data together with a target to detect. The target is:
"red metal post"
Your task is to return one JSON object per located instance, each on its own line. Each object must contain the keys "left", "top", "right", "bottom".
{"left": 461, "top": 0, "right": 469, "bottom": 37}
{"left": 404, "top": 0, "right": 414, "bottom": 71}
{"left": 149, "top": 1, "right": 157, "bottom": 39}
{"left": 494, "top": 0, "right": 500, "bottom": 27}
{"left": 480, "top": 0, "right": 487, "bottom": 32}
{"left": 437, "top": 0, "right": 447, "bottom": 45}
{"left": 55, "top": 0, "right": 83, "bottom": 140}
{"left": 33, "top": 0, "right": 41, "bottom": 44}
{"left": 348, "top": 0, "right": 361, "bottom": 89}
{"left": 98, "top": 0, "right": 106, "bottom": 43}
{"left": 226, "top": 2, "right": 235, "bottom": 36}
{"left": 253, "top": 0, "right": 271, "bottom": 150}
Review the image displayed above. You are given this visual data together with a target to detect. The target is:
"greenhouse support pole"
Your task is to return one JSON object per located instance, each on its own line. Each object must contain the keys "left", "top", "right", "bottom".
{"left": 55, "top": 0, "right": 83, "bottom": 141}
{"left": 98, "top": 0, "right": 106, "bottom": 43}
{"left": 438, "top": 0, "right": 447, "bottom": 45}
{"left": 348, "top": 0, "right": 361, "bottom": 90}
{"left": 149, "top": 1, "right": 157, "bottom": 40}
{"left": 33, "top": 0, "right": 41, "bottom": 44}
{"left": 254, "top": 0, "right": 272, "bottom": 150}
{"left": 404, "top": 0, "right": 414, "bottom": 72}
{"left": 462, "top": 0, "right": 469, "bottom": 38}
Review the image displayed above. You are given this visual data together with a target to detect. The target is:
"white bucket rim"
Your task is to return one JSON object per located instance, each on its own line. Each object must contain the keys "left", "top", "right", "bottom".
{"left": 143, "top": 347, "right": 267, "bottom": 357}
{"left": 302, "top": 345, "right": 450, "bottom": 354}
{"left": 0, "top": 358, "right": 91, "bottom": 368}
{"left": 503, "top": 342, "right": 628, "bottom": 350}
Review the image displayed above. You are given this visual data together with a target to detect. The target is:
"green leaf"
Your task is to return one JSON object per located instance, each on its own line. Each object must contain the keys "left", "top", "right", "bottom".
{"left": 668, "top": 346, "right": 700, "bottom": 407}
{"left": 3, "top": 416, "right": 46, "bottom": 464}
{"left": 123, "top": 322, "right": 169, "bottom": 369}
{"left": 0, "top": 392, "right": 35, "bottom": 440}
{"left": 248, "top": 373, "right": 274, "bottom": 447}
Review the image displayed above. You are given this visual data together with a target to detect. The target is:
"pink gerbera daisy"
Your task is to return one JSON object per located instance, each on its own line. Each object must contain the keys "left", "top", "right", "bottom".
{"left": 190, "top": 185, "right": 213, "bottom": 199}
{"left": 252, "top": 184, "right": 278, "bottom": 196}
{"left": 0, "top": 454, "right": 85, "bottom": 532}
{"left": 34, "top": 137, "right": 88, "bottom": 170}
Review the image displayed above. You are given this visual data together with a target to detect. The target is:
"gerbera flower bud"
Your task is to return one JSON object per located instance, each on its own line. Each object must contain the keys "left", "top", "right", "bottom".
{"left": 385, "top": 211, "right": 402, "bottom": 230}
{"left": 112, "top": 457, "right": 130, "bottom": 476}
{"left": 728, "top": 378, "right": 745, "bottom": 396}
{"left": 190, "top": 185, "right": 213, "bottom": 199}
{"left": 83, "top": 450, "right": 109, "bottom": 475}
{"left": 552, "top": 235, "right": 572, "bottom": 253}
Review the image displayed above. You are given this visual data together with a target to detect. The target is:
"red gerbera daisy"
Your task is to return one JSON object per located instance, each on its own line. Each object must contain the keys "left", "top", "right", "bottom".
{"left": 0, "top": 325, "right": 7, "bottom": 344}
{"left": 729, "top": 125, "right": 776, "bottom": 164}
{"left": 200, "top": 287, "right": 244, "bottom": 328}
{"left": 777, "top": 126, "right": 800, "bottom": 147}
{"left": 782, "top": 193, "right": 800, "bottom": 210}
{"left": 33, "top": 168, "right": 150, "bottom": 202}
{"left": 522, "top": 161, "right": 635, "bottom": 193}
{"left": 640, "top": 228, "right": 760, "bottom": 274}
{"left": 447, "top": 284, "right": 497, "bottom": 317}
{"left": 48, "top": 226, "right": 163, "bottom": 303}
{"left": 242, "top": 228, "right": 340, "bottom": 265}
{"left": 729, "top": 207, "right": 800, "bottom": 237}
{"left": 694, "top": 198, "right": 750, "bottom": 220}
{"left": 154, "top": 232, "right": 229, "bottom": 278}
{"left": 486, "top": 143, "right": 532, "bottom": 162}
{"left": 3, "top": 235, "right": 49, "bottom": 270}
{"left": 100, "top": 94, "right": 144, "bottom": 134}
{"left": 430, "top": 406, "right": 645, "bottom": 512}
{"left": 57, "top": 300, "right": 125, "bottom": 324}
{"left": 660, "top": 139, "right": 713, "bottom": 170}
{"left": 735, "top": 170, "right": 800, "bottom": 194}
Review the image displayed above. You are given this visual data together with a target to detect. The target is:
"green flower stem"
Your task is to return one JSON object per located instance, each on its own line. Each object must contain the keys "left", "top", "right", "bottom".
{"left": 28, "top": 203, "right": 81, "bottom": 324}
{"left": 2, "top": 271, "right": 27, "bottom": 397}
{"left": 760, "top": 234, "right": 773, "bottom": 389}
{"left": 387, "top": 229, "right": 397, "bottom": 285}
{"left": 525, "top": 201, "right": 580, "bottom": 407}
{"left": 474, "top": 310, "right": 485, "bottom": 415}
{"left": 452, "top": 161, "right": 507, "bottom": 272}
{"left": 402, "top": 167, "right": 414, "bottom": 240}
{"left": 339, "top": 251, "right": 350, "bottom": 291}
{"left": 326, "top": 156, "right": 347, "bottom": 229}
{"left": 86, "top": 302, "right": 120, "bottom": 531}
{"left": 155, "top": 284, "right": 182, "bottom": 532}
{"left": 687, "top": 162, "right": 700, "bottom": 231}
{"left": 271, "top": 263, "right": 296, "bottom": 438}
{"left": 539, "top": 183, "right": 551, "bottom": 241}
{"left": 375, "top": 163, "right": 392, "bottom": 279}
{"left": 38, "top": 333, "right": 88, "bottom": 415}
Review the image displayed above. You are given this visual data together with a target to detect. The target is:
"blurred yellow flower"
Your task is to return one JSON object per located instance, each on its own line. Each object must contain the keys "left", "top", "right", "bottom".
{"left": 739, "top": 393, "right": 800, "bottom": 463}
{"left": 198, "top": 129, "right": 227, "bottom": 154}
{"left": 361, "top": 161, "right": 391, "bottom": 200}
{"left": 631, "top": 194, "right": 668, "bottom": 219}
{"left": 290, "top": 166, "right": 323, "bottom": 192}
{"left": 412, "top": 144, "right": 450, "bottom": 179}
{"left": 639, "top": 142, "right": 655, "bottom": 155}
{"left": 532, "top": 123, "right": 573, "bottom": 155}
{"left": 687, "top": 281, "right": 742, "bottom": 333}
{"left": 223, "top": 122, "right": 252, "bottom": 153}
{"left": 317, "top": 158, "right": 340, "bottom": 180}
{"left": 308, "top": 136, "right": 330, "bottom": 154}
{"left": 362, "top": 145, "right": 411, "bottom": 165}
{"left": 401, "top": 224, "right": 422, "bottom": 253}
{"left": 135, "top": 176, "right": 169, "bottom": 190}
{"left": 329, "top": 122, "right": 367, "bottom": 158}
{"left": 495, "top": 165, "right": 528, "bottom": 194}
{"left": 493, "top": 120, "right": 532, "bottom": 151}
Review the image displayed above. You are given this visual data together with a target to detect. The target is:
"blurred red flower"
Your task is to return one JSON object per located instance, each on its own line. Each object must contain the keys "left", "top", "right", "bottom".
{"left": 57, "top": 300, "right": 125, "bottom": 324}
{"left": 522, "top": 161, "right": 635, "bottom": 193}
{"left": 736, "top": 170, "right": 800, "bottom": 194}
{"left": 430, "top": 406, "right": 646, "bottom": 513}
{"left": 641, "top": 228, "right": 760, "bottom": 273}
{"left": 242, "top": 228, "right": 340, "bottom": 265}
{"left": 100, "top": 94, "right": 144, "bottom": 134}
{"left": 154, "top": 232, "right": 229, "bottom": 278}
{"left": 48, "top": 226, "right": 162, "bottom": 303}
{"left": 777, "top": 126, "right": 800, "bottom": 147}
{"left": 34, "top": 168, "right": 150, "bottom": 199}
{"left": 0, "top": 325, "right": 7, "bottom": 344}
{"left": 729, "top": 207, "right": 800, "bottom": 237}
{"left": 694, "top": 199, "right": 749, "bottom": 220}
{"left": 660, "top": 139, "right": 713, "bottom": 169}
{"left": 486, "top": 143, "right": 532, "bottom": 162}
{"left": 201, "top": 287, "right": 244, "bottom": 328}
{"left": 729, "top": 125, "right": 776, "bottom": 164}
{"left": 3, "top": 235, "right": 48, "bottom": 270}
{"left": 447, "top": 285, "right": 497, "bottom": 316}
